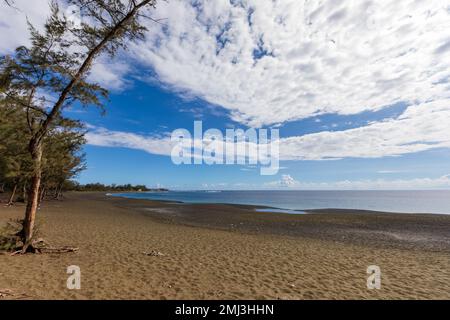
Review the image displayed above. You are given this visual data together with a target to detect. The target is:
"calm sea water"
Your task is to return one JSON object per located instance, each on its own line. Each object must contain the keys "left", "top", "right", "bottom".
{"left": 110, "top": 190, "right": 450, "bottom": 214}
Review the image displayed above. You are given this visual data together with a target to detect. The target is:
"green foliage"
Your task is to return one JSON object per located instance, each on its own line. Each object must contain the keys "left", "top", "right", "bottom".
{"left": 0, "top": 219, "right": 23, "bottom": 251}
{"left": 0, "top": 101, "right": 33, "bottom": 193}
{"left": 0, "top": 0, "right": 157, "bottom": 206}
{"left": 0, "top": 99, "right": 86, "bottom": 199}
{"left": 41, "top": 118, "right": 87, "bottom": 191}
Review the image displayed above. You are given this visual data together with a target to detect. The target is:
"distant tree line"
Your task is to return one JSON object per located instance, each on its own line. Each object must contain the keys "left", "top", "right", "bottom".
{"left": 63, "top": 182, "right": 168, "bottom": 192}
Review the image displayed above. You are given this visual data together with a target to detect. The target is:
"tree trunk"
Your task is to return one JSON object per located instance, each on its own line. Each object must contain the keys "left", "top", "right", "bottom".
{"left": 38, "top": 185, "right": 46, "bottom": 206}
{"left": 56, "top": 183, "right": 63, "bottom": 200}
{"left": 22, "top": 141, "right": 43, "bottom": 251}
{"left": 7, "top": 183, "right": 17, "bottom": 206}
{"left": 15, "top": 0, "right": 153, "bottom": 253}
{"left": 21, "top": 183, "right": 27, "bottom": 202}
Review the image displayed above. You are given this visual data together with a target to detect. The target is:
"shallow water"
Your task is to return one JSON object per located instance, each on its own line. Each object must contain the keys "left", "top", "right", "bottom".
{"left": 255, "top": 208, "right": 306, "bottom": 214}
{"left": 110, "top": 190, "right": 450, "bottom": 214}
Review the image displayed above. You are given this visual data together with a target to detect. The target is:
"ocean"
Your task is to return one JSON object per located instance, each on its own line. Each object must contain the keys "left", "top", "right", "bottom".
{"left": 110, "top": 190, "right": 450, "bottom": 215}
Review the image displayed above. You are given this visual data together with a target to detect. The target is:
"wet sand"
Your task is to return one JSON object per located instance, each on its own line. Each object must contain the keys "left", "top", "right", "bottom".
{"left": 0, "top": 192, "right": 449, "bottom": 299}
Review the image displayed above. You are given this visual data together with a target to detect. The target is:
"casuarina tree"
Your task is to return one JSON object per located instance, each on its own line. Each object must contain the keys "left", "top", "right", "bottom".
{"left": 0, "top": 0, "right": 157, "bottom": 252}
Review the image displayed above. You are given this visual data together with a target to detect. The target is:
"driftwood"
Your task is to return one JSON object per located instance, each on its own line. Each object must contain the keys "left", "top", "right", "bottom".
{"left": 11, "top": 238, "right": 78, "bottom": 255}
{"left": 39, "top": 246, "right": 79, "bottom": 254}
{"left": 143, "top": 250, "right": 165, "bottom": 257}
{"left": 10, "top": 245, "right": 79, "bottom": 255}
{"left": 0, "top": 289, "right": 15, "bottom": 298}
{"left": 0, "top": 288, "right": 30, "bottom": 300}
{"left": 5, "top": 238, "right": 79, "bottom": 256}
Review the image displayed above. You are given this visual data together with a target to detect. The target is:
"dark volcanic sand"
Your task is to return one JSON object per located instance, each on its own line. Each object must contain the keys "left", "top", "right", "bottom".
{"left": 107, "top": 194, "right": 450, "bottom": 253}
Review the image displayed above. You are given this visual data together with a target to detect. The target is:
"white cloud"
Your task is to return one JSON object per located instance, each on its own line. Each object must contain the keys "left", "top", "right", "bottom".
{"left": 5, "top": 1, "right": 450, "bottom": 163}
{"left": 88, "top": 60, "right": 132, "bottom": 91}
{"left": 0, "top": 0, "right": 49, "bottom": 53}
{"left": 86, "top": 125, "right": 271, "bottom": 164}
{"left": 85, "top": 127, "right": 173, "bottom": 156}
{"left": 133, "top": 0, "right": 450, "bottom": 126}
{"left": 278, "top": 174, "right": 298, "bottom": 187}
{"left": 263, "top": 174, "right": 300, "bottom": 188}
{"left": 264, "top": 174, "right": 450, "bottom": 190}
{"left": 280, "top": 99, "right": 450, "bottom": 160}
{"left": 4, "top": 1, "right": 450, "bottom": 125}
{"left": 86, "top": 99, "right": 450, "bottom": 161}
{"left": 377, "top": 170, "right": 403, "bottom": 174}
{"left": 0, "top": 0, "right": 132, "bottom": 91}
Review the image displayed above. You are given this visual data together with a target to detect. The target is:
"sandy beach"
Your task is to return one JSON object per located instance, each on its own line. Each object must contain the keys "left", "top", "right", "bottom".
{"left": 1, "top": 192, "right": 449, "bottom": 300}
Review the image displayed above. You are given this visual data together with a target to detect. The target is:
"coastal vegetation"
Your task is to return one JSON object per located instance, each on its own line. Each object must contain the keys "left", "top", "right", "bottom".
{"left": 64, "top": 182, "right": 168, "bottom": 192}
{"left": 0, "top": 0, "right": 158, "bottom": 253}
{"left": 0, "top": 105, "right": 86, "bottom": 205}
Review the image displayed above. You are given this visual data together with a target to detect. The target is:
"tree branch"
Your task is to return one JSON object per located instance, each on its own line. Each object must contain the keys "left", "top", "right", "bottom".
{"left": 34, "top": 0, "right": 154, "bottom": 147}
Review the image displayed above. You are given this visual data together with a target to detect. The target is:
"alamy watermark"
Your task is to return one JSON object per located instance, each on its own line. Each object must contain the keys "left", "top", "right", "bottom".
{"left": 367, "top": 265, "right": 381, "bottom": 290}
{"left": 67, "top": 265, "right": 81, "bottom": 290}
{"left": 170, "top": 121, "right": 279, "bottom": 175}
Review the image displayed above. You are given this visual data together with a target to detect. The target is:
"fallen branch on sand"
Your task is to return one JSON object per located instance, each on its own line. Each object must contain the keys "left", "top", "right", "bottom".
{"left": 0, "top": 289, "right": 15, "bottom": 298}
{"left": 143, "top": 250, "right": 165, "bottom": 257}
{"left": 38, "top": 246, "right": 79, "bottom": 254}
{"left": 10, "top": 238, "right": 78, "bottom": 255}
{"left": 0, "top": 288, "right": 30, "bottom": 300}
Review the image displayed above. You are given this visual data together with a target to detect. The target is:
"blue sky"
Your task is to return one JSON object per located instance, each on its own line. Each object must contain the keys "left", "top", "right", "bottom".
{"left": 66, "top": 79, "right": 450, "bottom": 190}
{"left": 2, "top": 0, "right": 450, "bottom": 190}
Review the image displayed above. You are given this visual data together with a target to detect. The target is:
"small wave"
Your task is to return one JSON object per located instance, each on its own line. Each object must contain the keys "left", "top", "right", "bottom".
{"left": 255, "top": 208, "right": 306, "bottom": 215}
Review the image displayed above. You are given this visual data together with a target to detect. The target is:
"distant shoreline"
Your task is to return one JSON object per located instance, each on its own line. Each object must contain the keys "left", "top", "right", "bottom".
{"left": 106, "top": 190, "right": 450, "bottom": 216}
